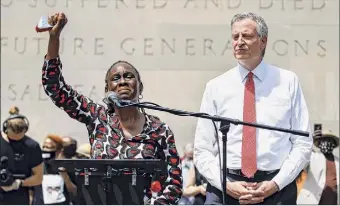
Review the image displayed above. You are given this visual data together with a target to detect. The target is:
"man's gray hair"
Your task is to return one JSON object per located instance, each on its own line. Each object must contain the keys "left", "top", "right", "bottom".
{"left": 231, "top": 12, "right": 268, "bottom": 56}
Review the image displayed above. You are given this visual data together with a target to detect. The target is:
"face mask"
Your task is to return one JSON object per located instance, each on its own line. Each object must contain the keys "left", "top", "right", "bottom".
{"left": 63, "top": 144, "right": 77, "bottom": 158}
{"left": 319, "top": 140, "right": 336, "bottom": 154}
{"left": 42, "top": 151, "right": 56, "bottom": 162}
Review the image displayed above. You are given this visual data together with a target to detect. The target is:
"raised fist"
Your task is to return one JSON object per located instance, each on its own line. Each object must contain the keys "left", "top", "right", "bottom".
{"left": 49, "top": 12, "right": 68, "bottom": 37}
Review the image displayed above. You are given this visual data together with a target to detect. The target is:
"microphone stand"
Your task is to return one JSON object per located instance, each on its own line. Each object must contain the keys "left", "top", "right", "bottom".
{"left": 116, "top": 101, "right": 309, "bottom": 205}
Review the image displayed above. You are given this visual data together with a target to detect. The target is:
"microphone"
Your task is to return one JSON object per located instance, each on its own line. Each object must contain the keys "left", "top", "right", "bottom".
{"left": 105, "top": 92, "right": 134, "bottom": 107}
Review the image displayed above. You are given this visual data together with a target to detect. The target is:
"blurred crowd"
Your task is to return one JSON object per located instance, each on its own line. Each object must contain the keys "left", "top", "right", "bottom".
{"left": 31, "top": 134, "right": 91, "bottom": 205}
{"left": 1, "top": 106, "right": 338, "bottom": 205}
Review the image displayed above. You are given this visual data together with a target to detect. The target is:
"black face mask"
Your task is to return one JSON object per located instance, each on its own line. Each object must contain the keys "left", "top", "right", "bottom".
{"left": 319, "top": 140, "right": 336, "bottom": 154}
{"left": 42, "top": 151, "right": 56, "bottom": 162}
{"left": 63, "top": 144, "right": 77, "bottom": 158}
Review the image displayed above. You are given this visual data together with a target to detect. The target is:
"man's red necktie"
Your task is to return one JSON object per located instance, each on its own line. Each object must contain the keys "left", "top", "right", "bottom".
{"left": 241, "top": 72, "right": 257, "bottom": 178}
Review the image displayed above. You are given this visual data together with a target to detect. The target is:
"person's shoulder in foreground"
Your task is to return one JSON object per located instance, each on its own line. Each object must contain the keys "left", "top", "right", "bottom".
{"left": 23, "top": 135, "right": 41, "bottom": 147}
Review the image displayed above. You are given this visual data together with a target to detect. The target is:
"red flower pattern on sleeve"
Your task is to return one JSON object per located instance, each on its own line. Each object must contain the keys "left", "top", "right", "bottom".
{"left": 42, "top": 57, "right": 183, "bottom": 204}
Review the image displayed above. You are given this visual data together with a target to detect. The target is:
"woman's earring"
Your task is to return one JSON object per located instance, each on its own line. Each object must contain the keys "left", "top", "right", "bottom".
{"left": 138, "top": 94, "right": 143, "bottom": 100}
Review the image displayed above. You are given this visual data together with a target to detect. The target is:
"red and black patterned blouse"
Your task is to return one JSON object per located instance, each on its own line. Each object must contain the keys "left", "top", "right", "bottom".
{"left": 42, "top": 57, "right": 183, "bottom": 204}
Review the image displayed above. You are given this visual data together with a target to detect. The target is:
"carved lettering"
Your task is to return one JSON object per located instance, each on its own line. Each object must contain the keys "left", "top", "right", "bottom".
{"left": 312, "top": 0, "right": 325, "bottom": 10}
{"left": 0, "top": 0, "right": 328, "bottom": 10}
{"left": 203, "top": 39, "right": 216, "bottom": 55}
{"left": 73, "top": 37, "right": 85, "bottom": 54}
{"left": 8, "top": 84, "right": 16, "bottom": 101}
{"left": 144, "top": 38, "right": 153, "bottom": 56}
{"left": 154, "top": 0, "right": 167, "bottom": 8}
{"left": 259, "top": 0, "right": 273, "bottom": 9}
{"left": 120, "top": 38, "right": 135, "bottom": 55}
{"left": 45, "top": 0, "right": 57, "bottom": 7}
{"left": 185, "top": 39, "right": 195, "bottom": 55}
{"left": 65, "top": 0, "right": 72, "bottom": 7}
{"left": 136, "top": 0, "right": 146, "bottom": 8}
{"left": 0, "top": 36, "right": 329, "bottom": 58}
{"left": 294, "top": 40, "right": 308, "bottom": 56}
{"left": 27, "top": 0, "right": 59, "bottom": 7}
{"left": 28, "top": 0, "right": 37, "bottom": 8}
{"left": 184, "top": 0, "right": 197, "bottom": 8}
{"left": 317, "top": 40, "right": 326, "bottom": 57}
{"left": 294, "top": 0, "right": 303, "bottom": 10}
{"left": 272, "top": 40, "right": 288, "bottom": 56}
{"left": 1, "top": 37, "right": 8, "bottom": 53}
{"left": 228, "top": 0, "right": 241, "bottom": 9}
{"left": 98, "top": 0, "right": 109, "bottom": 8}
{"left": 81, "top": 0, "right": 89, "bottom": 7}
{"left": 94, "top": 37, "right": 104, "bottom": 55}
{"left": 161, "top": 38, "right": 175, "bottom": 55}
{"left": 116, "top": 0, "right": 128, "bottom": 8}
{"left": 14, "top": 37, "right": 27, "bottom": 54}
{"left": 7, "top": 84, "right": 102, "bottom": 102}
{"left": 205, "top": 0, "right": 219, "bottom": 8}
{"left": 281, "top": 0, "right": 285, "bottom": 10}
{"left": 21, "top": 85, "right": 31, "bottom": 101}
{"left": 221, "top": 40, "right": 232, "bottom": 55}
{"left": 257, "top": 0, "right": 327, "bottom": 10}
{"left": 1, "top": 0, "right": 12, "bottom": 7}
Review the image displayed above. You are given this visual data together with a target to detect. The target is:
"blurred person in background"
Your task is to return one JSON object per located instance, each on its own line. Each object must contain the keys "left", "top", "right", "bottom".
{"left": 59, "top": 136, "right": 78, "bottom": 204}
{"left": 33, "top": 134, "right": 77, "bottom": 205}
{"left": 41, "top": 12, "right": 182, "bottom": 204}
{"left": 181, "top": 166, "right": 208, "bottom": 205}
{"left": 181, "top": 143, "right": 194, "bottom": 186}
{"left": 61, "top": 136, "right": 77, "bottom": 159}
{"left": 42, "top": 134, "right": 64, "bottom": 173}
{"left": 0, "top": 106, "right": 43, "bottom": 205}
{"left": 76, "top": 143, "right": 91, "bottom": 159}
{"left": 179, "top": 143, "right": 195, "bottom": 204}
{"left": 297, "top": 129, "right": 339, "bottom": 205}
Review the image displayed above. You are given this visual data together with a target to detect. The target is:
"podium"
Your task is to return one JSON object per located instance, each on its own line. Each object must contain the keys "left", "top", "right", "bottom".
{"left": 52, "top": 159, "right": 167, "bottom": 205}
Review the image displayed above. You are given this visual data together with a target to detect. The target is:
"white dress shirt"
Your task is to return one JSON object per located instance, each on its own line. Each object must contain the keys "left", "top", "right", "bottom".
{"left": 194, "top": 60, "right": 313, "bottom": 191}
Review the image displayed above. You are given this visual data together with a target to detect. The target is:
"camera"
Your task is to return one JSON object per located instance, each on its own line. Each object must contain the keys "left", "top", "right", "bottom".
{"left": 0, "top": 156, "right": 14, "bottom": 187}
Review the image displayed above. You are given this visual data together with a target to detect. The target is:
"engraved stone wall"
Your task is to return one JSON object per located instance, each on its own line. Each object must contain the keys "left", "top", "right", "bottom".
{"left": 1, "top": 0, "right": 339, "bottom": 155}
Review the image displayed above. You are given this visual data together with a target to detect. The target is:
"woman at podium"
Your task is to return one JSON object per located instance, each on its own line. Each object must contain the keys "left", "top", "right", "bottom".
{"left": 40, "top": 13, "right": 182, "bottom": 205}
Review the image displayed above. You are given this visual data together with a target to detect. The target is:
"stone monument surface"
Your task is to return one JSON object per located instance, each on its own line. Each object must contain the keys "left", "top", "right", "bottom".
{"left": 1, "top": 0, "right": 339, "bottom": 155}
